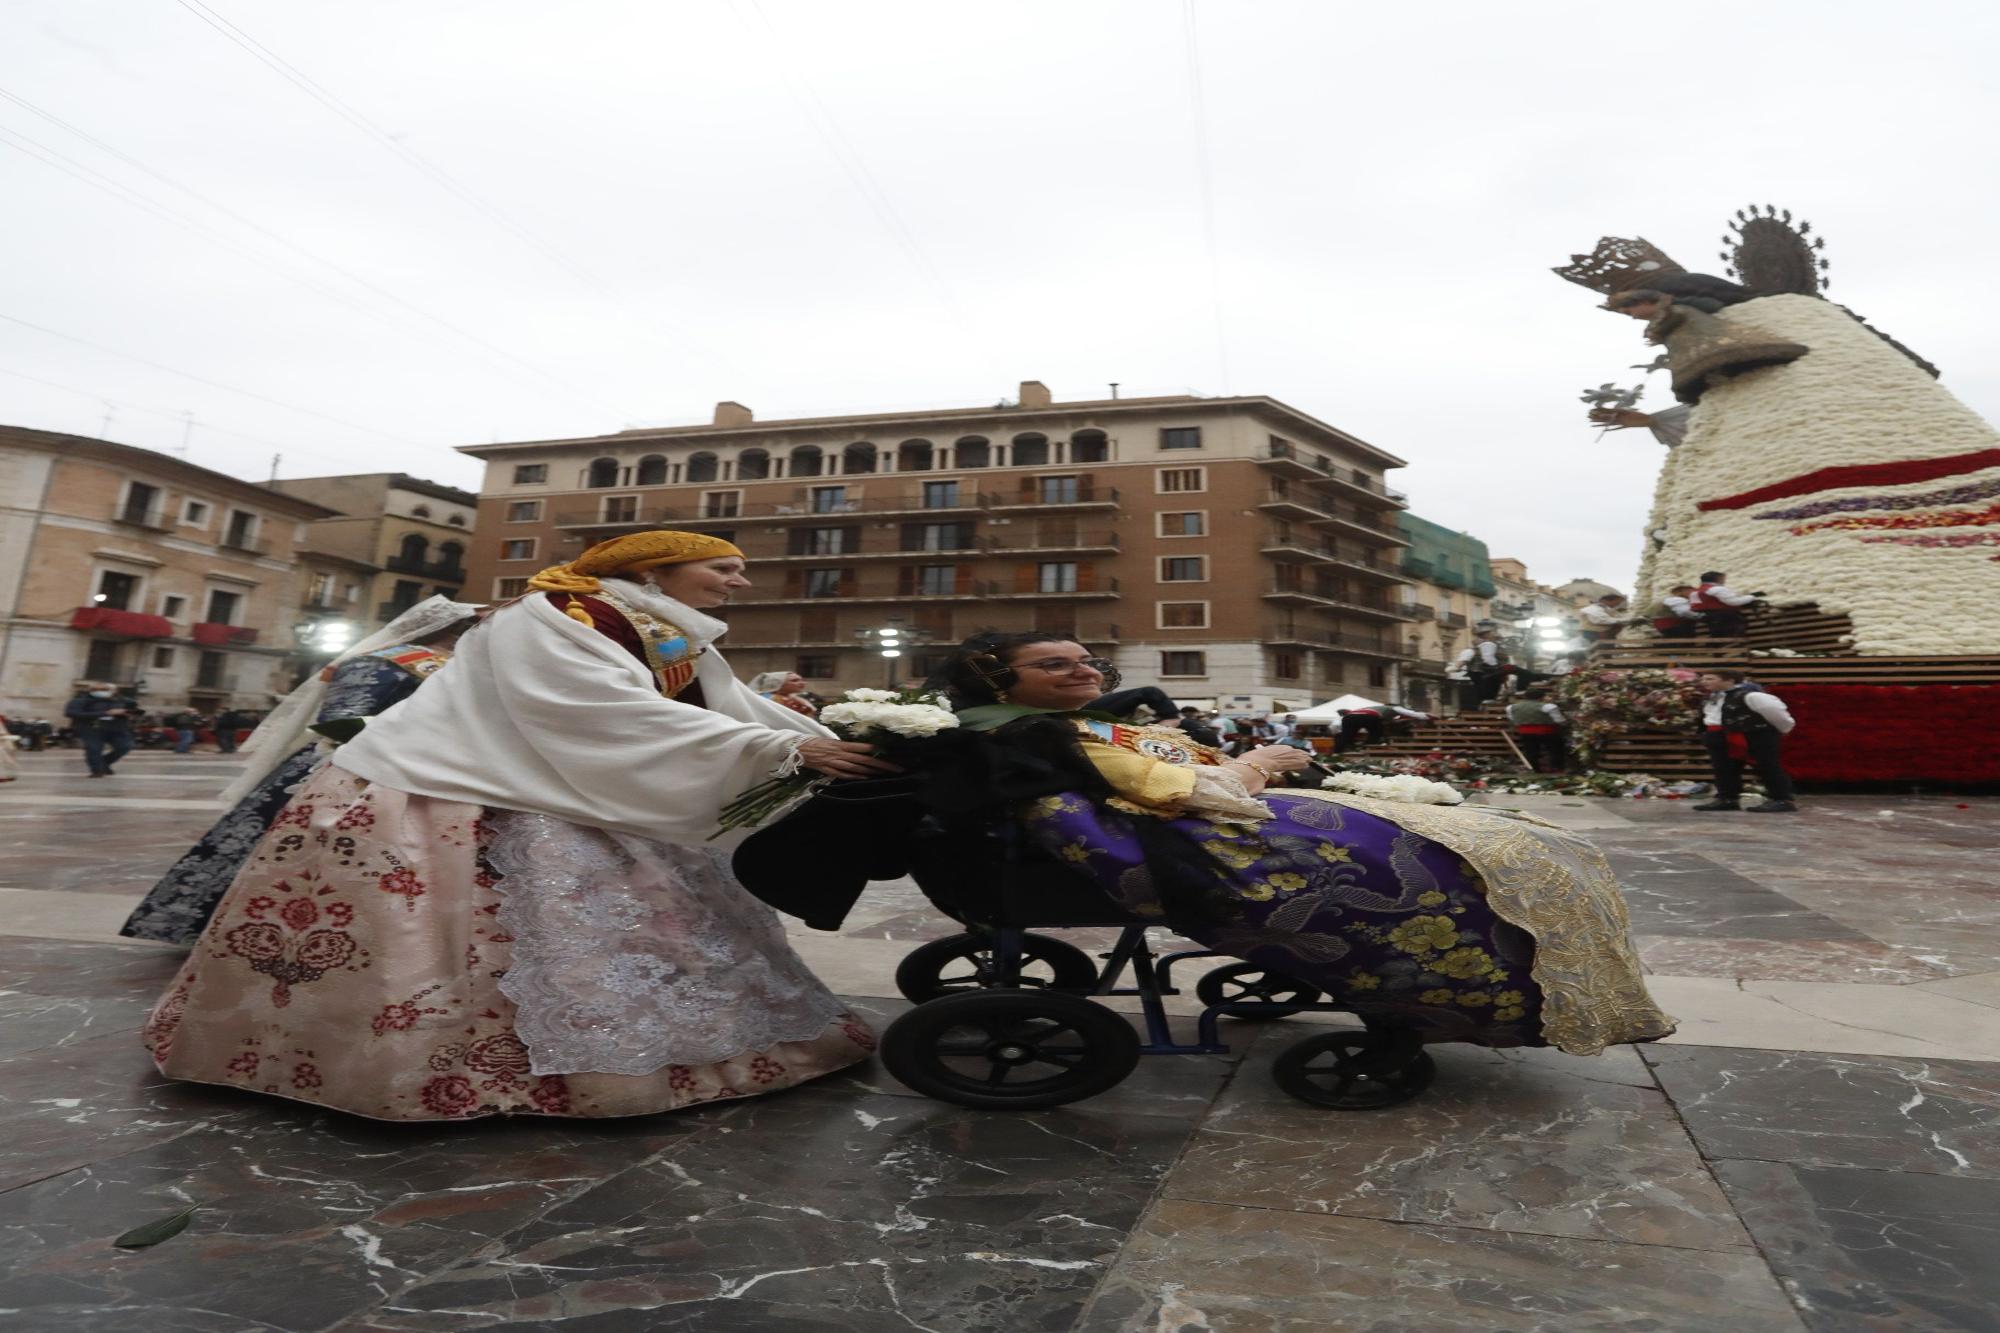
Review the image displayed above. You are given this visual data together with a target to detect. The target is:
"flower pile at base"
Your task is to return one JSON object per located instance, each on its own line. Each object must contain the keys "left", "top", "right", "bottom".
{"left": 1554, "top": 669, "right": 1706, "bottom": 770}
{"left": 712, "top": 686, "right": 956, "bottom": 837}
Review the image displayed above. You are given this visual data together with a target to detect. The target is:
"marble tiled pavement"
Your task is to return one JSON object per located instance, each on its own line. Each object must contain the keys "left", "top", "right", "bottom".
{"left": 1, "top": 750, "right": 1997, "bottom": 1331}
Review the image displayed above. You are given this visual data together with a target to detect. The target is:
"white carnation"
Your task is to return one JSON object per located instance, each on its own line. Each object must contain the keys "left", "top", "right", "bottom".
{"left": 1320, "top": 772, "right": 1464, "bottom": 805}
{"left": 820, "top": 701, "right": 958, "bottom": 739}
{"left": 843, "top": 688, "right": 900, "bottom": 703}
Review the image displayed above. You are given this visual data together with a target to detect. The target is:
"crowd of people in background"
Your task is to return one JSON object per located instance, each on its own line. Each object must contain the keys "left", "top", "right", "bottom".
{"left": 0, "top": 687, "right": 262, "bottom": 777}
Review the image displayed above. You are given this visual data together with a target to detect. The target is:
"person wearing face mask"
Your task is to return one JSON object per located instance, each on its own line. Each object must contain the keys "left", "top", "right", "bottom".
{"left": 64, "top": 681, "right": 136, "bottom": 778}
{"left": 142, "top": 531, "right": 883, "bottom": 1121}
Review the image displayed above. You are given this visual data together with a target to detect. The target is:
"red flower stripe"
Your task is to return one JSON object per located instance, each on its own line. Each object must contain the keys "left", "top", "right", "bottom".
{"left": 1782, "top": 684, "right": 2000, "bottom": 782}
{"left": 1696, "top": 447, "right": 2000, "bottom": 512}
{"left": 1792, "top": 501, "right": 2000, "bottom": 535}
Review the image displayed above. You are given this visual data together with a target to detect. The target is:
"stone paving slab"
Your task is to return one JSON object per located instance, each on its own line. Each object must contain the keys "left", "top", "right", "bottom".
{"left": 4, "top": 756, "right": 2000, "bottom": 1329}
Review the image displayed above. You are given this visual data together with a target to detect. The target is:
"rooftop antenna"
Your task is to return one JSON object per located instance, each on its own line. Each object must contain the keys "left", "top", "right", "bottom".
{"left": 268, "top": 453, "right": 281, "bottom": 483}
{"left": 176, "top": 411, "right": 195, "bottom": 457}
{"left": 1108, "top": 382, "right": 1120, "bottom": 400}
{"left": 99, "top": 402, "right": 116, "bottom": 436}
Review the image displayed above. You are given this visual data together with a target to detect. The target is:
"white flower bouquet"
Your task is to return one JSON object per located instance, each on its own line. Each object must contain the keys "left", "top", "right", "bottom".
{"left": 1320, "top": 771, "right": 1464, "bottom": 806}
{"left": 712, "top": 686, "right": 957, "bottom": 837}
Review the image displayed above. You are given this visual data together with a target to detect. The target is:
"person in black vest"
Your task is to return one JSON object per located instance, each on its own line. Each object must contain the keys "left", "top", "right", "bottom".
{"left": 1692, "top": 669, "right": 1799, "bottom": 812}
{"left": 1507, "top": 686, "right": 1568, "bottom": 773}
{"left": 213, "top": 706, "right": 245, "bottom": 754}
{"left": 1691, "top": 572, "right": 1756, "bottom": 639}
{"left": 64, "top": 682, "right": 136, "bottom": 777}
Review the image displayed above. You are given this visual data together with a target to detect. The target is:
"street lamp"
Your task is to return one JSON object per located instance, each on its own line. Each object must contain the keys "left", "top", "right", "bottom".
{"left": 859, "top": 621, "right": 931, "bottom": 688}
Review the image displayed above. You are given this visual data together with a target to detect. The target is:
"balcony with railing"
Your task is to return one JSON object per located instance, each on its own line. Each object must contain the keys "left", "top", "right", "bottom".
{"left": 1403, "top": 602, "right": 1437, "bottom": 621}
{"left": 1261, "top": 624, "right": 1403, "bottom": 656}
{"left": 552, "top": 492, "right": 990, "bottom": 531}
{"left": 1315, "top": 507, "right": 1411, "bottom": 546}
{"left": 1256, "top": 488, "right": 1334, "bottom": 523}
{"left": 384, "top": 553, "right": 467, "bottom": 580}
{"left": 981, "top": 485, "right": 1119, "bottom": 512}
{"left": 219, "top": 532, "right": 274, "bottom": 557}
{"left": 1255, "top": 443, "right": 1409, "bottom": 507}
{"left": 190, "top": 622, "right": 259, "bottom": 646}
{"left": 69, "top": 606, "right": 175, "bottom": 638}
{"left": 736, "top": 571, "right": 1118, "bottom": 607}
{"left": 728, "top": 621, "right": 1125, "bottom": 650}
{"left": 1327, "top": 551, "right": 1415, "bottom": 582}
{"left": 1258, "top": 529, "right": 1337, "bottom": 563}
{"left": 108, "top": 503, "right": 173, "bottom": 532}
{"left": 1440, "top": 611, "right": 1469, "bottom": 628}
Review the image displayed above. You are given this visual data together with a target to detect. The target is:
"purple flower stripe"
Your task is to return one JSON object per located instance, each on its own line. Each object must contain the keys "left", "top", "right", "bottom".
{"left": 1752, "top": 475, "right": 2000, "bottom": 521}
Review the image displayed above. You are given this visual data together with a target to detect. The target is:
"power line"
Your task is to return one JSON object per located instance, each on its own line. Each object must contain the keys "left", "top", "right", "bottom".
{"left": 0, "top": 363, "right": 374, "bottom": 471}
{"left": 173, "top": 0, "right": 749, "bottom": 390}
{"left": 1181, "top": 0, "right": 1231, "bottom": 393}
{"left": 0, "top": 313, "right": 433, "bottom": 447}
{"left": 0, "top": 91, "right": 635, "bottom": 420}
{"left": 731, "top": 0, "right": 971, "bottom": 330}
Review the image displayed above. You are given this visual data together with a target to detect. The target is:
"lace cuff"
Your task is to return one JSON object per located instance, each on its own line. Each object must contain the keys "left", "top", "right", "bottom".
{"left": 1183, "top": 766, "right": 1274, "bottom": 821}
{"left": 772, "top": 735, "right": 808, "bottom": 777}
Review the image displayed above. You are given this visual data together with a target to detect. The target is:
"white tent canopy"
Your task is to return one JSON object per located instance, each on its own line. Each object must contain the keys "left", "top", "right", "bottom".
{"left": 1286, "top": 694, "right": 1386, "bottom": 723}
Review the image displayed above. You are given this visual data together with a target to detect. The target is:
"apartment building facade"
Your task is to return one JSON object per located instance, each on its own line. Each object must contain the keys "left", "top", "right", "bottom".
{"left": 270, "top": 473, "right": 477, "bottom": 626}
{"left": 1395, "top": 513, "right": 1498, "bottom": 711}
{"left": 460, "top": 383, "right": 1418, "bottom": 707}
{"left": 0, "top": 427, "right": 335, "bottom": 716}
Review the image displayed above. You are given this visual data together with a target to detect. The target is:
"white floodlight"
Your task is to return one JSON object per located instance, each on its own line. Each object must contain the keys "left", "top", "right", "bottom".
{"left": 881, "top": 648, "right": 903, "bottom": 658}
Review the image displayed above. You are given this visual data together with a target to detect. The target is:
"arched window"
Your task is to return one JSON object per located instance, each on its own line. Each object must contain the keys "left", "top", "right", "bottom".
{"left": 586, "top": 457, "right": 619, "bottom": 488}
{"left": 737, "top": 448, "right": 771, "bottom": 480}
{"left": 437, "top": 540, "right": 465, "bottom": 573}
{"left": 842, "top": 442, "right": 877, "bottom": 474}
{"left": 636, "top": 454, "right": 668, "bottom": 486}
{"left": 411, "top": 504, "right": 432, "bottom": 519}
{"left": 398, "top": 533, "right": 429, "bottom": 565}
{"left": 686, "top": 452, "right": 719, "bottom": 483}
{"left": 954, "top": 435, "right": 991, "bottom": 468}
{"left": 1012, "top": 432, "right": 1049, "bottom": 467}
{"left": 1071, "top": 429, "right": 1109, "bottom": 463}
{"left": 447, "top": 514, "right": 467, "bottom": 527}
{"left": 790, "top": 445, "right": 824, "bottom": 477}
{"left": 897, "top": 439, "right": 934, "bottom": 472}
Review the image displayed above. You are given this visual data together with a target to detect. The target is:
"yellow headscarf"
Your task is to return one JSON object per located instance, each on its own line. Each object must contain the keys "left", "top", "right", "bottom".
{"left": 526, "top": 530, "right": 745, "bottom": 595}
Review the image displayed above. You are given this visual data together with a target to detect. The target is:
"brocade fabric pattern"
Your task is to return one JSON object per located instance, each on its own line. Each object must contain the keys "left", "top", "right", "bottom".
{"left": 118, "top": 653, "right": 427, "bottom": 945}
{"left": 142, "top": 765, "right": 873, "bottom": 1120}
{"left": 484, "top": 810, "right": 854, "bottom": 1075}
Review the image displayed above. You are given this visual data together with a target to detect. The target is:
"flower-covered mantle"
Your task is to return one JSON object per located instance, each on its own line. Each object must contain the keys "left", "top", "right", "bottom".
{"left": 1630, "top": 295, "right": 2000, "bottom": 656}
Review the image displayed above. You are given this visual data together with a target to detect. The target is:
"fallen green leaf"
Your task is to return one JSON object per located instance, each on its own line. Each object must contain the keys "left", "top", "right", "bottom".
{"left": 112, "top": 1204, "right": 198, "bottom": 1249}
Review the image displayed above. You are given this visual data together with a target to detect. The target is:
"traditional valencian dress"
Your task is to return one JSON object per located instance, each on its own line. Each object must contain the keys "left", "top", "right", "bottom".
{"left": 960, "top": 708, "right": 1673, "bottom": 1056}
{"left": 143, "top": 581, "right": 873, "bottom": 1120}
{"left": 119, "top": 643, "right": 452, "bottom": 946}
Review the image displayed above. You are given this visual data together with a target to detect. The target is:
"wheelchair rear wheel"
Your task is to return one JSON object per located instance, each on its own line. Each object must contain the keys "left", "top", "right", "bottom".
{"left": 894, "top": 932, "right": 1099, "bottom": 1003}
{"left": 879, "top": 990, "right": 1141, "bottom": 1110}
{"left": 1194, "top": 963, "right": 1322, "bottom": 1021}
{"left": 1271, "top": 1030, "right": 1435, "bottom": 1110}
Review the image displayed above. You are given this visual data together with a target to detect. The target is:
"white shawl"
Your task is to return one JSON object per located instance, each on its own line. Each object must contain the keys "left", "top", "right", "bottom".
{"left": 332, "top": 586, "right": 829, "bottom": 847}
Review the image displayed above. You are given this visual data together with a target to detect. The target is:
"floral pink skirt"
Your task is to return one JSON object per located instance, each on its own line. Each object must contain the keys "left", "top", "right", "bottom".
{"left": 143, "top": 766, "right": 874, "bottom": 1121}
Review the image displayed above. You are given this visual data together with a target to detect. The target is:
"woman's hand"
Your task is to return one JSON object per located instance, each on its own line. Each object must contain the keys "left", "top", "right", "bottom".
{"left": 796, "top": 738, "right": 902, "bottom": 780}
{"left": 1244, "top": 744, "right": 1313, "bottom": 774}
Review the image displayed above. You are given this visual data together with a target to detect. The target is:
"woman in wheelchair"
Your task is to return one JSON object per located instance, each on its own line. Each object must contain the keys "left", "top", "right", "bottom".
{"left": 931, "top": 633, "right": 1673, "bottom": 1060}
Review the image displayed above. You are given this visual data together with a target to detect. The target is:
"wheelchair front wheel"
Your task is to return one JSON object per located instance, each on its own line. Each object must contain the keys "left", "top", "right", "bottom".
{"left": 1271, "top": 1030, "right": 1435, "bottom": 1110}
{"left": 879, "top": 990, "right": 1140, "bottom": 1110}
{"left": 894, "top": 932, "right": 1099, "bottom": 1003}
{"left": 1195, "top": 962, "right": 1321, "bottom": 1021}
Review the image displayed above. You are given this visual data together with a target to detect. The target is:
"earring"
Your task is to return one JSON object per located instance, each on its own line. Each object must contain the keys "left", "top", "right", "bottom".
{"left": 996, "top": 689, "right": 1010, "bottom": 703}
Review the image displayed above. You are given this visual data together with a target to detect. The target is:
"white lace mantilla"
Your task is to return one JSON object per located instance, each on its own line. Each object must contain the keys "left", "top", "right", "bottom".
{"left": 484, "top": 811, "right": 849, "bottom": 1076}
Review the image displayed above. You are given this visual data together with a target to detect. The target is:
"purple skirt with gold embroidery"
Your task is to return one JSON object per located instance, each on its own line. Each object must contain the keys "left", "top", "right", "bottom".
{"left": 1024, "top": 791, "right": 1545, "bottom": 1046}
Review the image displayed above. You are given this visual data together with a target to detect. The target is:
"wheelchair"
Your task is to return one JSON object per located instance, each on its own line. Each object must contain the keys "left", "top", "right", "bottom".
{"left": 876, "top": 815, "right": 1439, "bottom": 1113}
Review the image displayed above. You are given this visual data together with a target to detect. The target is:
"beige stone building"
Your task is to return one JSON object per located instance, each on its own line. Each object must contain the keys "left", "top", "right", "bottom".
{"left": 0, "top": 427, "right": 335, "bottom": 717}
{"left": 458, "top": 382, "right": 1417, "bottom": 707}
{"left": 1489, "top": 557, "right": 1588, "bottom": 666}
{"left": 270, "top": 473, "right": 477, "bottom": 625}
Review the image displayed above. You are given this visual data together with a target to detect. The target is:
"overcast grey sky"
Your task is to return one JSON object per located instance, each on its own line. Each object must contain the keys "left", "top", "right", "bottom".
{"left": 6, "top": 1, "right": 1995, "bottom": 589}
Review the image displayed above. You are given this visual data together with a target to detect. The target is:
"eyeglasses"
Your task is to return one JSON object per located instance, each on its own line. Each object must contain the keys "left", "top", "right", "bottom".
{"left": 1016, "top": 656, "right": 1114, "bottom": 675}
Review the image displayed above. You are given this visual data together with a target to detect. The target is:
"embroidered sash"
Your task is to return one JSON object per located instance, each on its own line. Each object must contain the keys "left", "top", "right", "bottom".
{"left": 369, "top": 645, "right": 451, "bottom": 679}
{"left": 1078, "top": 719, "right": 1222, "bottom": 768}
{"left": 591, "top": 591, "right": 703, "bottom": 698}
